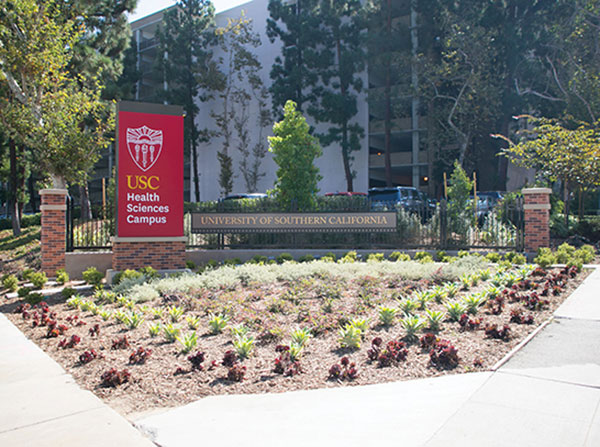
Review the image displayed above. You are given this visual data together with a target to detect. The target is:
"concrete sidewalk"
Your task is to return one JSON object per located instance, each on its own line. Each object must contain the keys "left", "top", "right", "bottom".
{"left": 0, "top": 313, "right": 155, "bottom": 447}
{"left": 136, "top": 266, "right": 600, "bottom": 447}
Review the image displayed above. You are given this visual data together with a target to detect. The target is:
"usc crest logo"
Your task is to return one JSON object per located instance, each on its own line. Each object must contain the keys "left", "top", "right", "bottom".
{"left": 126, "top": 126, "right": 163, "bottom": 172}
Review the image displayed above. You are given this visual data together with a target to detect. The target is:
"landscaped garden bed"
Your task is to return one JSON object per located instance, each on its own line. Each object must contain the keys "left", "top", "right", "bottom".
{"left": 0, "top": 249, "right": 593, "bottom": 417}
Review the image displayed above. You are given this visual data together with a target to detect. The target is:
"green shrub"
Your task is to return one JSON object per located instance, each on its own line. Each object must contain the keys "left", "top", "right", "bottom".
{"left": 576, "top": 245, "right": 596, "bottom": 264}
{"left": 323, "top": 252, "right": 337, "bottom": 261}
{"left": 298, "top": 254, "right": 315, "bottom": 263}
{"left": 485, "top": 252, "right": 502, "bottom": 263}
{"left": 508, "top": 253, "right": 526, "bottom": 265}
{"left": 436, "top": 250, "right": 449, "bottom": 262}
{"left": 566, "top": 257, "right": 583, "bottom": 272}
{"left": 223, "top": 257, "right": 242, "bottom": 266}
{"left": 247, "top": 255, "right": 268, "bottom": 264}
{"left": 276, "top": 253, "right": 294, "bottom": 264}
{"left": 185, "top": 260, "right": 197, "bottom": 270}
{"left": 62, "top": 287, "right": 77, "bottom": 299}
{"left": 30, "top": 272, "right": 47, "bottom": 289}
{"left": 55, "top": 269, "right": 69, "bottom": 285}
{"left": 25, "top": 292, "right": 44, "bottom": 305}
{"left": 18, "top": 286, "right": 32, "bottom": 298}
{"left": 21, "top": 268, "right": 35, "bottom": 282}
{"left": 389, "top": 251, "right": 411, "bottom": 262}
{"left": 367, "top": 253, "right": 385, "bottom": 262}
{"left": 82, "top": 267, "right": 104, "bottom": 289}
{"left": 139, "top": 266, "right": 159, "bottom": 280}
{"left": 555, "top": 243, "right": 576, "bottom": 264}
{"left": 340, "top": 251, "right": 358, "bottom": 263}
{"left": 414, "top": 251, "right": 433, "bottom": 263}
{"left": 2, "top": 274, "right": 19, "bottom": 292}
{"left": 457, "top": 250, "right": 470, "bottom": 258}
{"left": 113, "top": 269, "right": 142, "bottom": 286}
{"left": 206, "top": 259, "right": 219, "bottom": 269}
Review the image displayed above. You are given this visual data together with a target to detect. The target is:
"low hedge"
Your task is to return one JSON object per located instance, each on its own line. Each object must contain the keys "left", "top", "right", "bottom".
{"left": 0, "top": 213, "right": 41, "bottom": 230}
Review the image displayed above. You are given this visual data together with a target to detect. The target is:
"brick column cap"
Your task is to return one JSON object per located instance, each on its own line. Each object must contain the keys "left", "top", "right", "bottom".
{"left": 39, "top": 188, "right": 68, "bottom": 196}
{"left": 522, "top": 188, "right": 552, "bottom": 195}
{"left": 112, "top": 236, "right": 187, "bottom": 243}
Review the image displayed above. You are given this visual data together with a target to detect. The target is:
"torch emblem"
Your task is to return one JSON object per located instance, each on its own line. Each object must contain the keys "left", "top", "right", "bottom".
{"left": 126, "top": 126, "right": 163, "bottom": 172}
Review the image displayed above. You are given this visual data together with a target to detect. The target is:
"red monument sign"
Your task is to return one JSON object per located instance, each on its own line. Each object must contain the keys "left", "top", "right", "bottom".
{"left": 116, "top": 102, "right": 184, "bottom": 237}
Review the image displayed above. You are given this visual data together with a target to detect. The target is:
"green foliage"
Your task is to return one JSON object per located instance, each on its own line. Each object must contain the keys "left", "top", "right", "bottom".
{"left": 55, "top": 269, "right": 69, "bottom": 285}
{"left": 338, "top": 324, "right": 362, "bottom": 349}
{"left": 463, "top": 294, "right": 486, "bottom": 315}
{"left": 167, "top": 306, "right": 185, "bottom": 323}
{"left": 445, "top": 300, "right": 466, "bottom": 322}
{"left": 2, "top": 274, "right": 18, "bottom": 292}
{"left": 340, "top": 251, "right": 358, "bottom": 263}
{"left": 232, "top": 334, "right": 255, "bottom": 359}
{"left": 534, "top": 247, "right": 556, "bottom": 268}
{"left": 157, "top": 0, "right": 222, "bottom": 201}
{"left": 123, "top": 312, "right": 144, "bottom": 330}
{"left": 62, "top": 287, "right": 77, "bottom": 299}
{"left": 148, "top": 322, "right": 161, "bottom": 338}
{"left": 414, "top": 251, "right": 434, "bottom": 263}
{"left": 367, "top": 253, "right": 385, "bottom": 262}
{"left": 186, "top": 260, "right": 197, "bottom": 270}
{"left": 163, "top": 323, "right": 181, "bottom": 343}
{"left": 349, "top": 317, "right": 370, "bottom": 335}
{"left": 208, "top": 314, "right": 229, "bottom": 334}
{"left": 389, "top": 251, "right": 411, "bottom": 262}
{"left": 185, "top": 315, "right": 201, "bottom": 330}
{"left": 378, "top": 306, "right": 398, "bottom": 327}
{"left": 425, "top": 309, "right": 446, "bottom": 331}
{"left": 21, "top": 269, "right": 35, "bottom": 282}
{"left": 268, "top": 100, "right": 322, "bottom": 210}
{"left": 400, "top": 315, "right": 425, "bottom": 339}
{"left": 290, "top": 327, "right": 312, "bottom": 347}
{"left": 247, "top": 255, "right": 268, "bottom": 265}
{"left": 30, "top": 272, "right": 47, "bottom": 289}
{"left": 276, "top": 253, "right": 294, "bottom": 264}
{"left": 177, "top": 332, "right": 198, "bottom": 354}
{"left": 82, "top": 267, "right": 103, "bottom": 289}
{"left": 298, "top": 254, "right": 315, "bottom": 263}
{"left": 25, "top": 292, "right": 44, "bottom": 305}
{"left": 446, "top": 162, "right": 475, "bottom": 238}
{"left": 398, "top": 297, "right": 418, "bottom": 316}
{"left": 485, "top": 252, "right": 502, "bottom": 263}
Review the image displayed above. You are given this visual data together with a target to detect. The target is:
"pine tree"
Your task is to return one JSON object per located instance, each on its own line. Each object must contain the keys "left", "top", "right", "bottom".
{"left": 157, "top": 0, "right": 224, "bottom": 201}
{"left": 267, "top": 0, "right": 327, "bottom": 115}
{"left": 309, "top": 0, "right": 366, "bottom": 192}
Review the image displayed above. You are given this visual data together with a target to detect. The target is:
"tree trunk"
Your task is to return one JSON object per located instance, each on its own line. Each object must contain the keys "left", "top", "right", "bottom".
{"left": 27, "top": 173, "right": 37, "bottom": 213}
{"left": 8, "top": 139, "right": 21, "bottom": 236}
{"left": 190, "top": 109, "right": 200, "bottom": 202}
{"left": 342, "top": 121, "right": 353, "bottom": 192}
{"left": 79, "top": 183, "right": 92, "bottom": 221}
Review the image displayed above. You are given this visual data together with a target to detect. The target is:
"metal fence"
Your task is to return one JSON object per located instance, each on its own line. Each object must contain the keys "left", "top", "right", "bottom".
{"left": 66, "top": 197, "right": 114, "bottom": 251}
{"left": 67, "top": 196, "right": 523, "bottom": 252}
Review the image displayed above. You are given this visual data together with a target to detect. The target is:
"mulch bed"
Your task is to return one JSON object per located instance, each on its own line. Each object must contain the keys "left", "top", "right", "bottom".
{"left": 1, "top": 264, "right": 589, "bottom": 418}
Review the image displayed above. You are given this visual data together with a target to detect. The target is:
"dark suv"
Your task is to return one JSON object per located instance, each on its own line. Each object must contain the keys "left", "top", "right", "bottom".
{"left": 368, "top": 187, "right": 426, "bottom": 214}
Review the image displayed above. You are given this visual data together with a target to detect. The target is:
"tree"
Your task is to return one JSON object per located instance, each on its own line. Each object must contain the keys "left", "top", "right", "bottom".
{"left": 0, "top": 0, "right": 112, "bottom": 234}
{"left": 495, "top": 116, "right": 600, "bottom": 218}
{"left": 366, "top": 0, "right": 410, "bottom": 186}
{"left": 269, "top": 100, "right": 322, "bottom": 210}
{"left": 446, "top": 160, "right": 474, "bottom": 240}
{"left": 157, "top": 0, "right": 224, "bottom": 201}
{"left": 267, "top": 0, "right": 326, "bottom": 115}
{"left": 213, "top": 14, "right": 269, "bottom": 196}
{"left": 418, "top": 1, "right": 502, "bottom": 172}
{"left": 309, "top": 0, "right": 366, "bottom": 192}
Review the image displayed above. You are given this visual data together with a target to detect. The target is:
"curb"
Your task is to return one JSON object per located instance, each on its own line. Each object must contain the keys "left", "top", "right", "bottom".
{"left": 490, "top": 318, "right": 554, "bottom": 371}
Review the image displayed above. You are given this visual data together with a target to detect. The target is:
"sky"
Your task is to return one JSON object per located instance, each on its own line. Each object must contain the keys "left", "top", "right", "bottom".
{"left": 128, "top": 0, "right": 250, "bottom": 22}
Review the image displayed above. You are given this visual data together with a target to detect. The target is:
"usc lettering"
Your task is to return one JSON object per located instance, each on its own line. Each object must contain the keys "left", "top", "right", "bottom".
{"left": 126, "top": 175, "right": 160, "bottom": 190}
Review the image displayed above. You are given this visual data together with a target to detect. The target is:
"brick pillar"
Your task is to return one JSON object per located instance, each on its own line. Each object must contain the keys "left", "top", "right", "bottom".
{"left": 112, "top": 237, "right": 187, "bottom": 271}
{"left": 523, "top": 187, "right": 551, "bottom": 253}
{"left": 40, "top": 189, "right": 68, "bottom": 276}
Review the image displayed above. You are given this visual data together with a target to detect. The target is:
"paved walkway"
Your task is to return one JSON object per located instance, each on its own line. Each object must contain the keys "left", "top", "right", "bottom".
{"left": 1, "top": 266, "right": 599, "bottom": 447}
{"left": 0, "top": 312, "right": 154, "bottom": 447}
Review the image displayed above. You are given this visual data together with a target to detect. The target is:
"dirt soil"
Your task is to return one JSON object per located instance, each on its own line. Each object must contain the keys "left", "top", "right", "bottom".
{"left": 1, "top": 265, "right": 589, "bottom": 418}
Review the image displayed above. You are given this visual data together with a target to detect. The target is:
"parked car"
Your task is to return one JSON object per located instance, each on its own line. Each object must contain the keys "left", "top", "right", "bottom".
{"left": 220, "top": 193, "right": 267, "bottom": 202}
{"left": 368, "top": 186, "right": 427, "bottom": 215}
{"left": 324, "top": 192, "right": 367, "bottom": 197}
